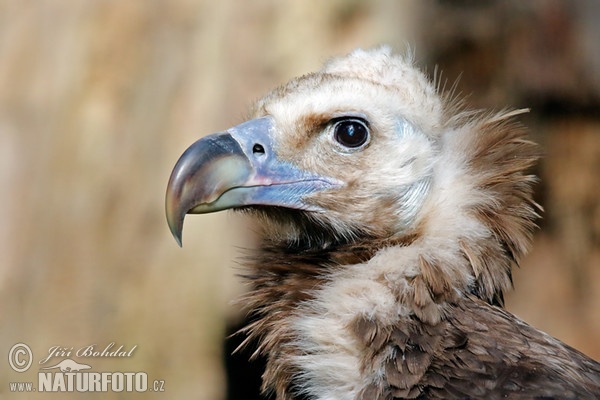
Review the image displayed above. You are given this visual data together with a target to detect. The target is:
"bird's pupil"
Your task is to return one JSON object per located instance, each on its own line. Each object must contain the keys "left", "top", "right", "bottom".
{"left": 334, "top": 119, "right": 368, "bottom": 148}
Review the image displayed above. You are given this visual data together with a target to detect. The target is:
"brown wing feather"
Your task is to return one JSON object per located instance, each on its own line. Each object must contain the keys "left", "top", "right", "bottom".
{"left": 356, "top": 296, "right": 600, "bottom": 399}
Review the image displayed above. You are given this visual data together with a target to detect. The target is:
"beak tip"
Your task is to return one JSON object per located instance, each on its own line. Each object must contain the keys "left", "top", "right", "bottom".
{"left": 166, "top": 173, "right": 186, "bottom": 247}
{"left": 174, "top": 236, "right": 183, "bottom": 248}
{"left": 167, "top": 215, "right": 184, "bottom": 248}
{"left": 169, "top": 225, "right": 184, "bottom": 247}
{"left": 166, "top": 201, "right": 185, "bottom": 247}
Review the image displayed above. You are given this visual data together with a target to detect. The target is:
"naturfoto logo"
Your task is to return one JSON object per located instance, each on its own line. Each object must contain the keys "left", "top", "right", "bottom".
{"left": 8, "top": 343, "right": 165, "bottom": 394}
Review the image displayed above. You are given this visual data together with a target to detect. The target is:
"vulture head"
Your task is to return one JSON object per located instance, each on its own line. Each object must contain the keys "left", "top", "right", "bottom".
{"left": 166, "top": 47, "right": 600, "bottom": 399}
{"left": 167, "top": 48, "right": 441, "bottom": 242}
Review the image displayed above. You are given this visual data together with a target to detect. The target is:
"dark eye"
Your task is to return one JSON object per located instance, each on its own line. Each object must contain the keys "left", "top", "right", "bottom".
{"left": 333, "top": 118, "right": 369, "bottom": 149}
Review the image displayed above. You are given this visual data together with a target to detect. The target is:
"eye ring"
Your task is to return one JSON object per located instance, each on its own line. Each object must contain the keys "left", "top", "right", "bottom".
{"left": 332, "top": 118, "right": 370, "bottom": 149}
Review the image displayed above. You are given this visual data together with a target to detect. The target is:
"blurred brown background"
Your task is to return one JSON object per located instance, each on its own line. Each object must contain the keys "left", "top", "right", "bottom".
{"left": 1, "top": 1, "right": 599, "bottom": 399}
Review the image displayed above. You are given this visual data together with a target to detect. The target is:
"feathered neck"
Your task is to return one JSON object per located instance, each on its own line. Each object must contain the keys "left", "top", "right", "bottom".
{"left": 417, "top": 109, "right": 540, "bottom": 306}
{"left": 237, "top": 110, "right": 540, "bottom": 398}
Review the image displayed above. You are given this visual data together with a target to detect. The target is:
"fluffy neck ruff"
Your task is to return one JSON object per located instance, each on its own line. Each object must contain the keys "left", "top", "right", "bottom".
{"left": 237, "top": 110, "right": 540, "bottom": 399}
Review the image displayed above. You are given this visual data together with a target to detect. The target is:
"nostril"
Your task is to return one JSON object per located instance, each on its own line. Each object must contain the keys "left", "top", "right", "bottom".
{"left": 252, "top": 143, "right": 265, "bottom": 155}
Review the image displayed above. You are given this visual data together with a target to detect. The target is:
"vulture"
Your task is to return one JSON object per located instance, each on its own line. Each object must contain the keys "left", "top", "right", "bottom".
{"left": 165, "top": 47, "right": 600, "bottom": 399}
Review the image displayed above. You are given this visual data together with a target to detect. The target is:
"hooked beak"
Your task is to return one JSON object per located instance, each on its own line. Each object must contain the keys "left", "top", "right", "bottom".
{"left": 165, "top": 117, "right": 341, "bottom": 246}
